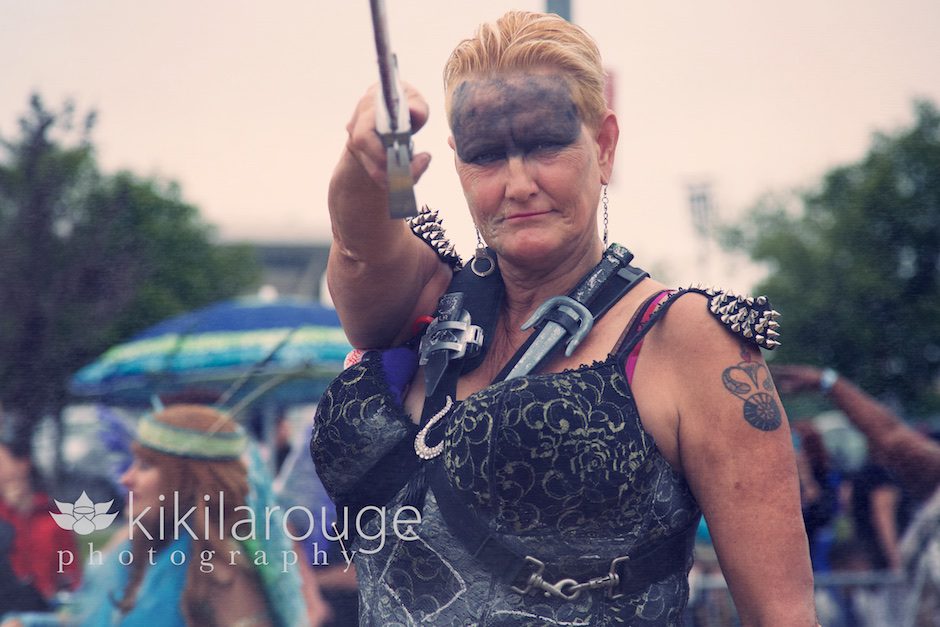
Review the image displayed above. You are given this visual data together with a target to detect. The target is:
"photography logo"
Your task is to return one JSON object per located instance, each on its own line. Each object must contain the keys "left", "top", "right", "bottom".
{"left": 50, "top": 491, "right": 118, "bottom": 535}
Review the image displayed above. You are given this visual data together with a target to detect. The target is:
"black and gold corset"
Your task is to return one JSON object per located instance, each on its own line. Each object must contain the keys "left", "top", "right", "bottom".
{"left": 312, "top": 306, "right": 703, "bottom": 626}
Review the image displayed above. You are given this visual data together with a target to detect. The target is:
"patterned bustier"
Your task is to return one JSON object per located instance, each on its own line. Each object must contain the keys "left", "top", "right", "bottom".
{"left": 312, "top": 321, "right": 703, "bottom": 626}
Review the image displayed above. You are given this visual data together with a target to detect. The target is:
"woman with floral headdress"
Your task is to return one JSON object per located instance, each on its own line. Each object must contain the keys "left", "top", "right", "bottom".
{"left": 2, "top": 404, "right": 307, "bottom": 627}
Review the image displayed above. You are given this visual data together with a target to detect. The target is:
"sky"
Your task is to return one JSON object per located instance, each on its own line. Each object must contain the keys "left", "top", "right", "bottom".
{"left": 2, "top": 0, "right": 939, "bottom": 290}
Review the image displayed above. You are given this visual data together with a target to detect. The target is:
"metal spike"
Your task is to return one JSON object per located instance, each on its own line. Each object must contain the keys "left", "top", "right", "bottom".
{"left": 767, "top": 329, "right": 780, "bottom": 338}
{"left": 766, "top": 339, "right": 781, "bottom": 348}
{"left": 721, "top": 314, "right": 730, "bottom": 324}
{"left": 743, "top": 327, "right": 753, "bottom": 338}
{"left": 756, "top": 334, "right": 765, "bottom": 343}
{"left": 731, "top": 323, "right": 741, "bottom": 332}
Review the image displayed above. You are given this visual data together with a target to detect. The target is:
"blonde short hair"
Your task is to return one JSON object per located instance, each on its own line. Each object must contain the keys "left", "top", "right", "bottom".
{"left": 444, "top": 11, "right": 607, "bottom": 129}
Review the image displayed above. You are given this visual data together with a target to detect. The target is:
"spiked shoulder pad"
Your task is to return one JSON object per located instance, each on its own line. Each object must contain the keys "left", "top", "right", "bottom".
{"left": 686, "top": 286, "right": 781, "bottom": 350}
{"left": 407, "top": 205, "right": 462, "bottom": 269}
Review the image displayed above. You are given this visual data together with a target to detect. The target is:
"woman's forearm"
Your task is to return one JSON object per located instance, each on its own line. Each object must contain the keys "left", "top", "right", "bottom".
{"left": 326, "top": 149, "right": 442, "bottom": 348}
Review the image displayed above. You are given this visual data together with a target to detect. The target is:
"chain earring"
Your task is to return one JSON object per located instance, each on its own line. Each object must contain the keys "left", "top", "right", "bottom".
{"left": 602, "top": 185, "right": 609, "bottom": 247}
{"left": 471, "top": 229, "right": 496, "bottom": 277}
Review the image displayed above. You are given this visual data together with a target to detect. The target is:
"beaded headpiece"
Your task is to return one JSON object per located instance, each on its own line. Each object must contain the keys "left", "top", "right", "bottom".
{"left": 136, "top": 410, "right": 247, "bottom": 460}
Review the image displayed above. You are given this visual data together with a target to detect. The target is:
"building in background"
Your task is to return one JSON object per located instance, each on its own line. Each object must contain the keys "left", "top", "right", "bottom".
{"left": 250, "top": 243, "right": 330, "bottom": 302}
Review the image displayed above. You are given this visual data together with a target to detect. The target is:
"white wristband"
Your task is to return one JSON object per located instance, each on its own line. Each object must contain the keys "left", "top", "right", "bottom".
{"left": 819, "top": 368, "right": 839, "bottom": 395}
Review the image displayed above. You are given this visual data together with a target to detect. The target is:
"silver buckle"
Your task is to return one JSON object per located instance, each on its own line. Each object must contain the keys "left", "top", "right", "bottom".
{"left": 418, "top": 312, "right": 483, "bottom": 365}
{"left": 510, "top": 556, "right": 546, "bottom": 596}
{"left": 510, "top": 555, "right": 627, "bottom": 601}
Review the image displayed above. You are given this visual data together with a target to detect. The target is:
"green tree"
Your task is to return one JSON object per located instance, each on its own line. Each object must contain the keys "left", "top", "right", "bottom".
{"left": 0, "top": 95, "right": 260, "bottom": 442}
{"left": 725, "top": 100, "right": 940, "bottom": 416}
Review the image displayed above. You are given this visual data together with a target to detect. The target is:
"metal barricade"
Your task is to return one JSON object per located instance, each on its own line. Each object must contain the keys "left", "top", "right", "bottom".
{"left": 684, "top": 570, "right": 908, "bottom": 626}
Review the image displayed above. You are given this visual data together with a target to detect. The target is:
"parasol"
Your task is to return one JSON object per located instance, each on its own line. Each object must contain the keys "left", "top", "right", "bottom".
{"left": 69, "top": 296, "right": 351, "bottom": 410}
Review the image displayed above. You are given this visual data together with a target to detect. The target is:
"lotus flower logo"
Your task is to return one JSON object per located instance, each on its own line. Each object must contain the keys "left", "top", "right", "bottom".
{"left": 50, "top": 491, "right": 119, "bottom": 535}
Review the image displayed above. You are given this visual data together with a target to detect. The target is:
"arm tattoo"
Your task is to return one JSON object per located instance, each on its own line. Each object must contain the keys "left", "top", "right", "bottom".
{"left": 721, "top": 344, "right": 781, "bottom": 431}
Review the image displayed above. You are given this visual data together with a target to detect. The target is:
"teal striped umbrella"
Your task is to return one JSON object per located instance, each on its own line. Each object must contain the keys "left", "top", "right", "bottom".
{"left": 70, "top": 297, "right": 351, "bottom": 409}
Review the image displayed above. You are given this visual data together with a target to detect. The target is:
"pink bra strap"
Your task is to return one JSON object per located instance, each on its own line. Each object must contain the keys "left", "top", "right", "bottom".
{"left": 624, "top": 290, "right": 673, "bottom": 386}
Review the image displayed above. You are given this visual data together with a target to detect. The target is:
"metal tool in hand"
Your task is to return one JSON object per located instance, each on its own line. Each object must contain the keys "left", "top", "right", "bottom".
{"left": 369, "top": 0, "right": 418, "bottom": 219}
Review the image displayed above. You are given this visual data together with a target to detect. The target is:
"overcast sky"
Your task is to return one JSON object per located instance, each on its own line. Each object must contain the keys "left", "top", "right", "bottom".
{"left": 2, "top": 0, "right": 938, "bottom": 290}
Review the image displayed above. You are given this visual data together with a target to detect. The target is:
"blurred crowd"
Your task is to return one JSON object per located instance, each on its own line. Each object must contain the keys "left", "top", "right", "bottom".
{"left": 687, "top": 365, "right": 940, "bottom": 627}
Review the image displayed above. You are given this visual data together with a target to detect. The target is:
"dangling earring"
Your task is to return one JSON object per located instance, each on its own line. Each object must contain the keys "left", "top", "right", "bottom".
{"left": 601, "top": 184, "right": 610, "bottom": 247}
{"left": 471, "top": 229, "right": 495, "bottom": 277}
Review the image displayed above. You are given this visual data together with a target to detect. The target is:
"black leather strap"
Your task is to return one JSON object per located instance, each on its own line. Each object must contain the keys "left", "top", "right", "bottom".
{"left": 492, "top": 246, "right": 648, "bottom": 382}
{"left": 610, "top": 524, "right": 697, "bottom": 595}
{"left": 429, "top": 460, "right": 697, "bottom": 597}
{"left": 420, "top": 250, "right": 503, "bottom": 427}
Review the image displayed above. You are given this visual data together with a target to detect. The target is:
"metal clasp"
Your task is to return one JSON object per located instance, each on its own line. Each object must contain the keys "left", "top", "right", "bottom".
{"left": 510, "top": 555, "right": 628, "bottom": 601}
{"left": 418, "top": 311, "right": 483, "bottom": 365}
{"left": 606, "top": 556, "right": 629, "bottom": 599}
{"left": 509, "top": 556, "right": 545, "bottom": 596}
{"left": 510, "top": 557, "right": 581, "bottom": 601}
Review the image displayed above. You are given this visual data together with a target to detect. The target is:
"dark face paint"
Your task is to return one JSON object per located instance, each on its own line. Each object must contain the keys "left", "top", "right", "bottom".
{"left": 450, "top": 74, "right": 582, "bottom": 165}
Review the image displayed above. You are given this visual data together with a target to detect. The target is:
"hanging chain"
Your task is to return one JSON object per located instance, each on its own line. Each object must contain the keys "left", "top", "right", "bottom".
{"left": 602, "top": 185, "right": 609, "bottom": 247}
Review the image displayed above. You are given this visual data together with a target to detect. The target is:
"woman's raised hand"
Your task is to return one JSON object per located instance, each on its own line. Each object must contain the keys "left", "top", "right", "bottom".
{"left": 343, "top": 81, "right": 432, "bottom": 191}
{"left": 327, "top": 81, "right": 452, "bottom": 349}
{"left": 768, "top": 364, "right": 824, "bottom": 395}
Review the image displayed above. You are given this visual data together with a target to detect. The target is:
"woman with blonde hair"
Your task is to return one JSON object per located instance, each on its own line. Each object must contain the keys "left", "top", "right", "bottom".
{"left": 314, "top": 9, "right": 816, "bottom": 625}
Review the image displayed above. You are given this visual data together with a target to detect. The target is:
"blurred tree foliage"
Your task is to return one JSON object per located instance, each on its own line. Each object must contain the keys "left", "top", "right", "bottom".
{"left": 724, "top": 100, "right": 940, "bottom": 417}
{"left": 0, "top": 95, "right": 260, "bottom": 440}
